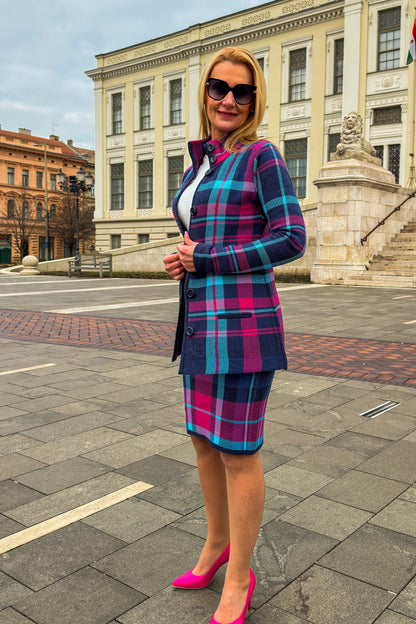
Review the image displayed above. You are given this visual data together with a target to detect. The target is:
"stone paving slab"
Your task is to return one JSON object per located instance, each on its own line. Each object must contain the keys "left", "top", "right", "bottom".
{"left": 0, "top": 281, "right": 415, "bottom": 623}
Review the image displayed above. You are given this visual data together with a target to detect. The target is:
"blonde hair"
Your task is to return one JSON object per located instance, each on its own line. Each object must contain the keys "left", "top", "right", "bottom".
{"left": 198, "top": 47, "right": 266, "bottom": 153}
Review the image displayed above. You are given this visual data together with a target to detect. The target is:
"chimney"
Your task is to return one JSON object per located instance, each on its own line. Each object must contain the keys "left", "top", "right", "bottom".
{"left": 18, "top": 128, "right": 31, "bottom": 135}
{"left": 67, "top": 139, "right": 73, "bottom": 147}
{"left": 49, "top": 134, "right": 59, "bottom": 141}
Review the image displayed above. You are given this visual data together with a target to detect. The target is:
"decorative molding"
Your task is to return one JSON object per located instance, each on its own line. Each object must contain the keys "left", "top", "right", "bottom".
{"left": 86, "top": 6, "right": 344, "bottom": 82}
{"left": 133, "top": 131, "right": 155, "bottom": 145}
{"left": 108, "top": 210, "right": 125, "bottom": 219}
{"left": 136, "top": 208, "right": 153, "bottom": 216}
{"left": 107, "top": 136, "right": 126, "bottom": 149}
{"left": 163, "top": 125, "right": 186, "bottom": 141}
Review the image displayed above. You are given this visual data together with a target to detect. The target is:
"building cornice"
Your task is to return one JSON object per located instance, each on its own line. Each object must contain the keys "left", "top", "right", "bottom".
{"left": 86, "top": 2, "right": 343, "bottom": 82}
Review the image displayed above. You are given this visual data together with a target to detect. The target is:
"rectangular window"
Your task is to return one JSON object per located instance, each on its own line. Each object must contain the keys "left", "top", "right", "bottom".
{"left": 50, "top": 174, "right": 56, "bottom": 190}
{"left": 36, "top": 171, "right": 43, "bottom": 188}
{"left": 111, "top": 234, "right": 122, "bottom": 249}
{"left": 167, "top": 155, "right": 184, "bottom": 206}
{"left": 111, "top": 163, "right": 124, "bottom": 210}
{"left": 170, "top": 79, "right": 182, "bottom": 125}
{"left": 289, "top": 48, "right": 306, "bottom": 102}
{"left": 140, "top": 86, "right": 151, "bottom": 130}
{"left": 138, "top": 234, "right": 149, "bottom": 244}
{"left": 138, "top": 160, "right": 153, "bottom": 209}
{"left": 373, "top": 106, "right": 402, "bottom": 125}
{"left": 333, "top": 38, "right": 344, "bottom": 95}
{"left": 39, "top": 236, "right": 54, "bottom": 261}
{"left": 388, "top": 144, "right": 400, "bottom": 183}
{"left": 374, "top": 145, "right": 384, "bottom": 164}
{"left": 112, "top": 92, "right": 122, "bottom": 135}
{"left": 22, "top": 169, "right": 29, "bottom": 187}
{"left": 328, "top": 133, "right": 341, "bottom": 161}
{"left": 257, "top": 57, "right": 265, "bottom": 72}
{"left": 378, "top": 7, "right": 401, "bottom": 71}
{"left": 7, "top": 167, "right": 15, "bottom": 185}
{"left": 285, "top": 138, "right": 307, "bottom": 198}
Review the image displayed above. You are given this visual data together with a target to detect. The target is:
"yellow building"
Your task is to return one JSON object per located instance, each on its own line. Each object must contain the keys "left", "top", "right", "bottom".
{"left": 87, "top": 0, "right": 415, "bottom": 251}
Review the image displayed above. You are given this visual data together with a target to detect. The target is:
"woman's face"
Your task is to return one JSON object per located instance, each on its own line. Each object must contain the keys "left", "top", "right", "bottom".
{"left": 205, "top": 61, "right": 254, "bottom": 143}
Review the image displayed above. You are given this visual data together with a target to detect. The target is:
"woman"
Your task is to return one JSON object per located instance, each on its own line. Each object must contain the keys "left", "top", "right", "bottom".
{"left": 163, "top": 46, "right": 306, "bottom": 624}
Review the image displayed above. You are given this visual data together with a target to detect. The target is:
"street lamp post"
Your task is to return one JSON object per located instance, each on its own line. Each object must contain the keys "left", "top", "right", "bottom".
{"left": 57, "top": 168, "right": 93, "bottom": 272}
{"left": 34, "top": 143, "right": 49, "bottom": 261}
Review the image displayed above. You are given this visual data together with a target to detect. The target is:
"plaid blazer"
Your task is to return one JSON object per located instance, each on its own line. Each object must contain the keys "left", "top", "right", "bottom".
{"left": 171, "top": 137, "right": 306, "bottom": 375}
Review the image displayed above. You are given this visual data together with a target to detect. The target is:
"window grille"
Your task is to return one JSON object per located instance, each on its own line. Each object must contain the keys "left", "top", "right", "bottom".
{"left": 36, "top": 171, "right": 43, "bottom": 189}
{"left": 388, "top": 144, "right": 400, "bottom": 183}
{"left": 22, "top": 169, "right": 29, "bottom": 187}
{"left": 328, "top": 133, "right": 341, "bottom": 161}
{"left": 333, "top": 39, "right": 344, "bottom": 94}
{"left": 111, "top": 163, "right": 124, "bottom": 210}
{"left": 285, "top": 138, "right": 307, "bottom": 198}
{"left": 50, "top": 204, "right": 56, "bottom": 221}
{"left": 168, "top": 155, "right": 184, "bottom": 206}
{"left": 170, "top": 79, "right": 182, "bottom": 125}
{"left": 36, "top": 202, "right": 43, "bottom": 220}
{"left": 50, "top": 174, "right": 56, "bottom": 190}
{"left": 289, "top": 48, "right": 306, "bottom": 102}
{"left": 138, "top": 234, "right": 149, "bottom": 244}
{"left": 140, "top": 86, "right": 151, "bottom": 130}
{"left": 138, "top": 160, "right": 153, "bottom": 209}
{"left": 112, "top": 93, "right": 122, "bottom": 135}
{"left": 378, "top": 7, "right": 401, "bottom": 71}
{"left": 7, "top": 200, "right": 14, "bottom": 218}
{"left": 374, "top": 145, "right": 384, "bottom": 165}
{"left": 373, "top": 106, "right": 401, "bottom": 125}
{"left": 256, "top": 57, "right": 265, "bottom": 72}
{"left": 7, "top": 167, "right": 15, "bottom": 185}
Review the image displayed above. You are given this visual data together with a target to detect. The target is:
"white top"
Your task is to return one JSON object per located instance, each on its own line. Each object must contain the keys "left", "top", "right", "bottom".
{"left": 177, "top": 155, "right": 210, "bottom": 230}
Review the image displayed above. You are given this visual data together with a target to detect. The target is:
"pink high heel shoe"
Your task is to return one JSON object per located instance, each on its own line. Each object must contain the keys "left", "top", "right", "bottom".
{"left": 210, "top": 568, "right": 256, "bottom": 624}
{"left": 172, "top": 544, "right": 230, "bottom": 589}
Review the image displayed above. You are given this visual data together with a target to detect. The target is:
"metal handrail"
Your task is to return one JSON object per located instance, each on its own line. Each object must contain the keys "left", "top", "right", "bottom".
{"left": 360, "top": 189, "right": 416, "bottom": 245}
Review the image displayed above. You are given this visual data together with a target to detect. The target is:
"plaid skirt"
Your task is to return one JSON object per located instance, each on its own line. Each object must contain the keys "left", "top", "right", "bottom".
{"left": 183, "top": 372, "right": 274, "bottom": 455}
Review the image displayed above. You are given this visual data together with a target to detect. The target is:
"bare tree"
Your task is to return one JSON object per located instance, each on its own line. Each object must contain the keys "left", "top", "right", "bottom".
{"left": 0, "top": 192, "right": 39, "bottom": 262}
{"left": 53, "top": 191, "right": 95, "bottom": 256}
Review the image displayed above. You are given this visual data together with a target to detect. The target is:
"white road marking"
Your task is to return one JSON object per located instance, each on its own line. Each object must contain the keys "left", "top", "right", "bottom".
{"left": 0, "top": 480, "right": 153, "bottom": 555}
{"left": 0, "top": 282, "right": 177, "bottom": 298}
{"left": 48, "top": 298, "right": 179, "bottom": 314}
{"left": 393, "top": 295, "right": 412, "bottom": 299}
{"left": 403, "top": 319, "right": 416, "bottom": 325}
{"left": 0, "top": 363, "right": 56, "bottom": 376}
{"left": 0, "top": 278, "right": 110, "bottom": 285}
{"left": 276, "top": 284, "right": 329, "bottom": 292}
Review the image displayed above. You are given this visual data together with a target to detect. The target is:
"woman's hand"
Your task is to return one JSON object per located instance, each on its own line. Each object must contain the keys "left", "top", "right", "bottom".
{"left": 163, "top": 251, "right": 185, "bottom": 281}
{"left": 177, "top": 232, "right": 197, "bottom": 273}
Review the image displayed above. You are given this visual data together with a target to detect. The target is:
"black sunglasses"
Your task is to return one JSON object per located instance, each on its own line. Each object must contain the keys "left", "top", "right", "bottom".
{"left": 206, "top": 77, "right": 256, "bottom": 106}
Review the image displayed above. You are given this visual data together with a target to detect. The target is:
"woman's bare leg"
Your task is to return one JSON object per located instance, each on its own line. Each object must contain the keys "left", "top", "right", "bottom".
{"left": 190, "top": 436, "right": 230, "bottom": 574}
{"left": 213, "top": 451, "right": 265, "bottom": 623}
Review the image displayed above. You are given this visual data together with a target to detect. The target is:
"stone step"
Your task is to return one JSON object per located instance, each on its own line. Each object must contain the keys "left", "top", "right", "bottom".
{"left": 366, "top": 268, "right": 416, "bottom": 276}
{"left": 343, "top": 273, "right": 416, "bottom": 288}
{"left": 372, "top": 254, "right": 416, "bottom": 261}
{"left": 369, "top": 265, "right": 416, "bottom": 272}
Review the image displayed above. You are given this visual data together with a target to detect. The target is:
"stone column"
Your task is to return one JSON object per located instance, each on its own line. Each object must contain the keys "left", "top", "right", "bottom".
{"left": 342, "top": 0, "right": 363, "bottom": 118}
{"left": 311, "top": 158, "right": 398, "bottom": 283}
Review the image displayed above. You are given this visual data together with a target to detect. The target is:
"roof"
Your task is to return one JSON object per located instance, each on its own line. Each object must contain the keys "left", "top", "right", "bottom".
{"left": 0, "top": 128, "right": 85, "bottom": 159}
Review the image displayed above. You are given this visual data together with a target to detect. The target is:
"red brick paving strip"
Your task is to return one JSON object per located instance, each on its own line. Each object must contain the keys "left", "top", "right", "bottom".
{"left": 0, "top": 309, "right": 415, "bottom": 388}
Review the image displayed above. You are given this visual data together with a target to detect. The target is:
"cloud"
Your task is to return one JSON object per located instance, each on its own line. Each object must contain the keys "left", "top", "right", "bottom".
{"left": 0, "top": 100, "right": 52, "bottom": 114}
{"left": 62, "top": 111, "right": 94, "bottom": 124}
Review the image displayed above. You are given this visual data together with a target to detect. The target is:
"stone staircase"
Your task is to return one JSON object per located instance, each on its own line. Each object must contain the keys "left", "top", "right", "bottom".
{"left": 344, "top": 219, "right": 416, "bottom": 288}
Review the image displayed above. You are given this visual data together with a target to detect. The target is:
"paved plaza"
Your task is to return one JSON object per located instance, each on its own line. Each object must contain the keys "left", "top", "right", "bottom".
{"left": 0, "top": 273, "right": 415, "bottom": 624}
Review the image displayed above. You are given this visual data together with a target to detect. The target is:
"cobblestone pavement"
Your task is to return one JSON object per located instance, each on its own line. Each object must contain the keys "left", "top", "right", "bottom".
{"left": 0, "top": 309, "right": 416, "bottom": 387}
{"left": 0, "top": 275, "right": 415, "bottom": 624}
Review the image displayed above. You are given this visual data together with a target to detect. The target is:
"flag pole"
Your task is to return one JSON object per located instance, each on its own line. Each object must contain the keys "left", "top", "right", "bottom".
{"left": 406, "top": 14, "right": 416, "bottom": 189}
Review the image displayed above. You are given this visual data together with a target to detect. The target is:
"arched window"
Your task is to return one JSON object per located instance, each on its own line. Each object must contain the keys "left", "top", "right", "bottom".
{"left": 7, "top": 199, "right": 14, "bottom": 218}
{"left": 36, "top": 202, "right": 43, "bottom": 220}
{"left": 49, "top": 204, "right": 56, "bottom": 221}
{"left": 23, "top": 201, "right": 29, "bottom": 219}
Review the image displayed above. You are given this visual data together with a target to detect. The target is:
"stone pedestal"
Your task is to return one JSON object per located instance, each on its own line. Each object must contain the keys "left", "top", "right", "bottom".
{"left": 20, "top": 255, "right": 40, "bottom": 275}
{"left": 311, "top": 159, "right": 399, "bottom": 284}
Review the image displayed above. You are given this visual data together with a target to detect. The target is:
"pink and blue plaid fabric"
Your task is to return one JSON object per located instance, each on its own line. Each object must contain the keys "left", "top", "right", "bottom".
{"left": 172, "top": 138, "right": 307, "bottom": 376}
{"left": 183, "top": 371, "right": 274, "bottom": 454}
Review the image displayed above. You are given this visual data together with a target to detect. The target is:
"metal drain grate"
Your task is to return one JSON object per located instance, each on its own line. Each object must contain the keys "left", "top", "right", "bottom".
{"left": 360, "top": 401, "right": 400, "bottom": 418}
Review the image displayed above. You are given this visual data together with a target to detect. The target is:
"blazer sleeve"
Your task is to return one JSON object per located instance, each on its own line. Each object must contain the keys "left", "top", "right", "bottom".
{"left": 192, "top": 143, "right": 307, "bottom": 275}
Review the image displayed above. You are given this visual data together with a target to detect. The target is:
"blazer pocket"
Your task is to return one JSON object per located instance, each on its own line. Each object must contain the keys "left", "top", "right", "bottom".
{"left": 217, "top": 312, "right": 254, "bottom": 319}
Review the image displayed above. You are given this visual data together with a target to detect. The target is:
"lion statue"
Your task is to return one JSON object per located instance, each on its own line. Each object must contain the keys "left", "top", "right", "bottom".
{"left": 333, "top": 112, "right": 381, "bottom": 165}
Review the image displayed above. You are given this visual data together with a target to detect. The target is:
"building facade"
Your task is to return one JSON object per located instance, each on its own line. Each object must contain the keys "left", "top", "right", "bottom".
{"left": 87, "top": 0, "right": 415, "bottom": 251}
{"left": 0, "top": 128, "right": 95, "bottom": 263}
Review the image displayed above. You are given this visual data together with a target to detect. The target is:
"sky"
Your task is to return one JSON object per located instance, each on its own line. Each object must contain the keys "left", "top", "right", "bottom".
{"left": 1, "top": 0, "right": 266, "bottom": 149}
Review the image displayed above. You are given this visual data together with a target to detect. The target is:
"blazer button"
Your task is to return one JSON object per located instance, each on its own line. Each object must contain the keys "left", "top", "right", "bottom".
{"left": 209, "top": 155, "right": 217, "bottom": 164}
{"left": 186, "top": 288, "right": 195, "bottom": 298}
{"left": 186, "top": 327, "right": 194, "bottom": 336}
{"left": 206, "top": 143, "right": 215, "bottom": 152}
{"left": 190, "top": 207, "right": 197, "bottom": 216}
